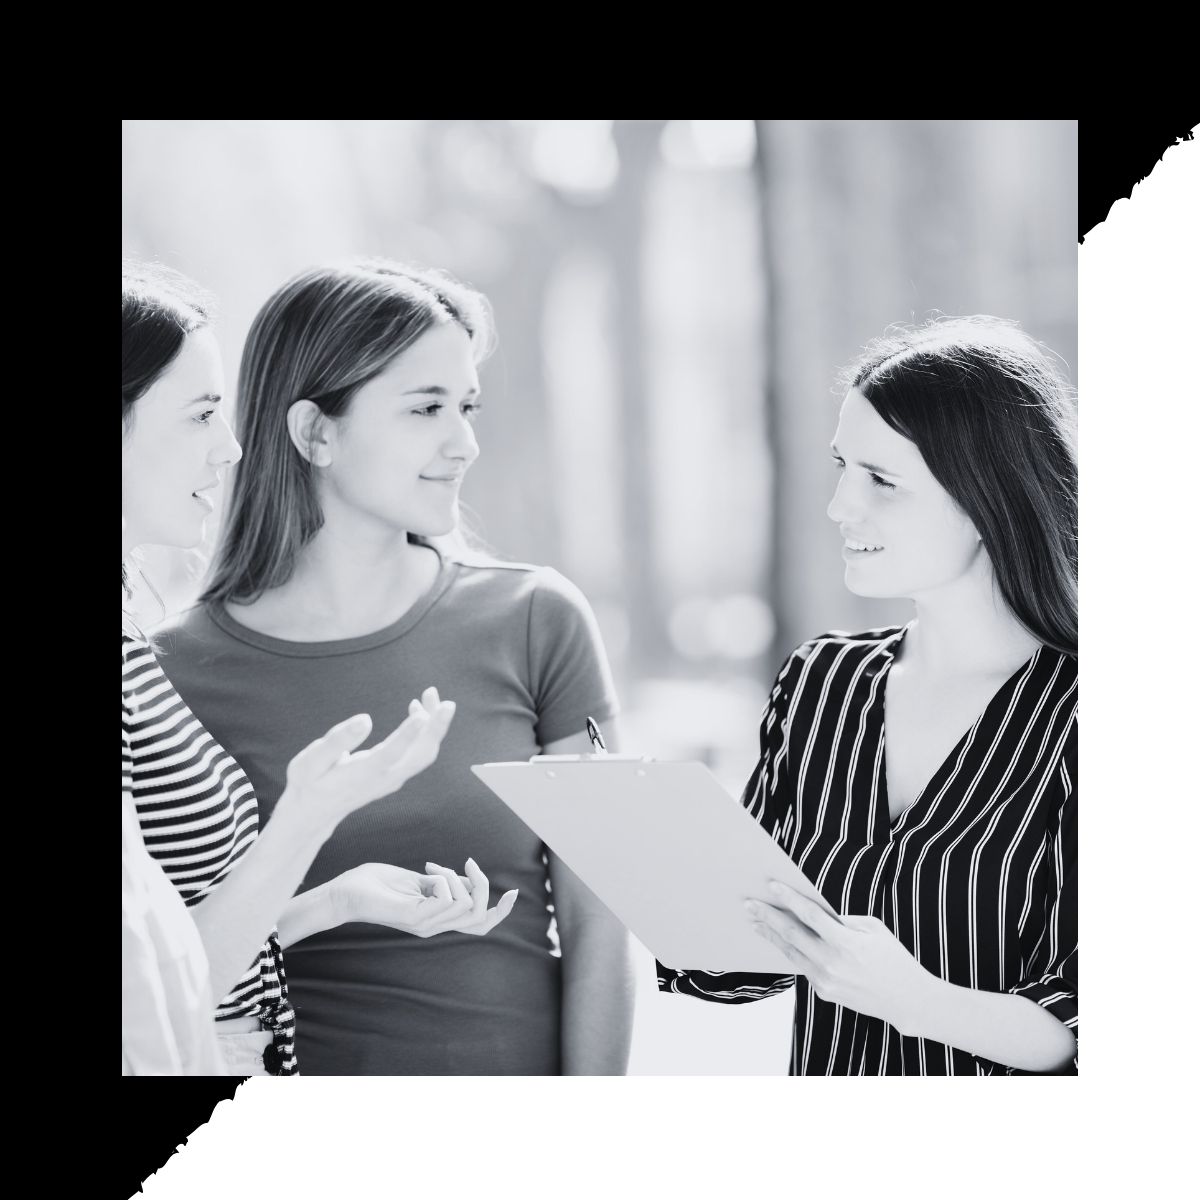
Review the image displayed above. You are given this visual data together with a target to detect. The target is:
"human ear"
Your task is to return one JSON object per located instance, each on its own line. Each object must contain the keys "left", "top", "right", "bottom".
{"left": 287, "top": 399, "right": 334, "bottom": 467}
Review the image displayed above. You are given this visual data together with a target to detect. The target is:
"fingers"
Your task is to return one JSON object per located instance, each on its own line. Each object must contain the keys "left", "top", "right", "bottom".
{"left": 462, "top": 857, "right": 490, "bottom": 922}
{"left": 370, "top": 696, "right": 455, "bottom": 781}
{"left": 288, "top": 712, "right": 373, "bottom": 781}
{"left": 478, "top": 889, "right": 519, "bottom": 933}
{"left": 423, "top": 862, "right": 473, "bottom": 920}
{"left": 423, "top": 872, "right": 453, "bottom": 906}
{"left": 765, "top": 881, "right": 844, "bottom": 940}
{"left": 373, "top": 705, "right": 429, "bottom": 763}
{"left": 751, "top": 916, "right": 815, "bottom": 975}
{"left": 746, "top": 897, "right": 826, "bottom": 963}
{"left": 425, "top": 698, "right": 455, "bottom": 736}
{"left": 420, "top": 859, "right": 516, "bottom": 936}
{"left": 400, "top": 696, "right": 456, "bottom": 748}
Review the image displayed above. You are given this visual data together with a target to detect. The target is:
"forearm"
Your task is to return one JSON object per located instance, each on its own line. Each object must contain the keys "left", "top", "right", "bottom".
{"left": 908, "top": 976, "right": 1076, "bottom": 1073}
{"left": 561, "top": 913, "right": 636, "bottom": 1076}
{"left": 188, "top": 798, "right": 332, "bottom": 1002}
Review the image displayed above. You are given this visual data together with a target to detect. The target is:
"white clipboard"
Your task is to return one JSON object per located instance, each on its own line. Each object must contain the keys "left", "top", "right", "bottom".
{"left": 471, "top": 755, "right": 839, "bottom": 974}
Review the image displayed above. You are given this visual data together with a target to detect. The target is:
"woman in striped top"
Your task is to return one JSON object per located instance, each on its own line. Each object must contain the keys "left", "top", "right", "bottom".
{"left": 659, "top": 316, "right": 1078, "bottom": 1075}
{"left": 122, "top": 262, "right": 516, "bottom": 1074}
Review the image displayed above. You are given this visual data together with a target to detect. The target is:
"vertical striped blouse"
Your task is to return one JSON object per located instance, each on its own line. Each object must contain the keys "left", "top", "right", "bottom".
{"left": 658, "top": 625, "right": 1078, "bottom": 1076}
{"left": 122, "top": 633, "right": 297, "bottom": 1074}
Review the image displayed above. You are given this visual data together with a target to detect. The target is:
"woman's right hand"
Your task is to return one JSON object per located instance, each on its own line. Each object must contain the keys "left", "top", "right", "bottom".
{"left": 281, "top": 686, "right": 455, "bottom": 836}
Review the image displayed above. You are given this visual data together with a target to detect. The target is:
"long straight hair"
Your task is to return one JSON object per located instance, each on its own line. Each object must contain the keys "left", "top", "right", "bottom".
{"left": 202, "top": 259, "right": 495, "bottom": 605}
{"left": 842, "top": 316, "right": 1077, "bottom": 656}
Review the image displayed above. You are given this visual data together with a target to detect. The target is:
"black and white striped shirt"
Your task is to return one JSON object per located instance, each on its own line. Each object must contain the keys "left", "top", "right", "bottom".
{"left": 122, "top": 634, "right": 297, "bottom": 1074}
{"left": 659, "top": 626, "right": 1077, "bottom": 1075}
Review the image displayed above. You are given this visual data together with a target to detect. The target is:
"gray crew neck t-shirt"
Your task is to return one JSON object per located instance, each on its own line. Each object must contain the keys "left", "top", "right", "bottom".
{"left": 156, "top": 557, "right": 619, "bottom": 1075}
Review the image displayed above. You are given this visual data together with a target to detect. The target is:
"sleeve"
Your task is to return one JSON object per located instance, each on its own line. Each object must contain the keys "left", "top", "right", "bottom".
{"left": 1000, "top": 729, "right": 1078, "bottom": 1074}
{"left": 656, "top": 641, "right": 822, "bottom": 1005}
{"left": 123, "top": 714, "right": 185, "bottom": 1075}
{"left": 122, "top": 695, "right": 226, "bottom": 1075}
{"left": 527, "top": 568, "right": 620, "bottom": 747}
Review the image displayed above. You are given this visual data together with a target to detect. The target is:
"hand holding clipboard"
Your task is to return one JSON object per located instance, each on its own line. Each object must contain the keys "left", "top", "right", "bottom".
{"left": 471, "top": 724, "right": 839, "bottom": 975}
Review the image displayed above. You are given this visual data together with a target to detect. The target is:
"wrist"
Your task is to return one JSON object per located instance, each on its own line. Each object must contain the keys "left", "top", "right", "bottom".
{"left": 277, "top": 879, "right": 342, "bottom": 949}
{"left": 325, "top": 869, "right": 359, "bottom": 926}
{"left": 273, "top": 785, "right": 341, "bottom": 850}
{"left": 896, "top": 968, "right": 949, "bottom": 1040}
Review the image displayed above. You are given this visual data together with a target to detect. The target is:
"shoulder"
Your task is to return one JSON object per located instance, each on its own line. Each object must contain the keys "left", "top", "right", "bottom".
{"left": 121, "top": 629, "right": 151, "bottom": 662}
{"left": 122, "top": 630, "right": 173, "bottom": 723}
{"left": 157, "top": 604, "right": 213, "bottom": 638}
{"left": 447, "top": 554, "right": 592, "bottom": 614}
{"left": 778, "top": 624, "right": 905, "bottom": 680}
{"left": 1042, "top": 647, "right": 1078, "bottom": 697}
{"left": 148, "top": 605, "right": 230, "bottom": 672}
{"left": 121, "top": 630, "right": 162, "bottom": 684}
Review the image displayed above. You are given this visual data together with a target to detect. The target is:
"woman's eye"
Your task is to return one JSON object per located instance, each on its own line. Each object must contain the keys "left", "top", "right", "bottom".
{"left": 831, "top": 457, "right": 845, "bottom": 470}
{"left": 869, "top": 472, "right": 897, "bottom": 491}
{"left": 193, "top": 410, "right": 215, "bottom": 425}
{"left": 412, "top": 403, "right": 443, "bottom": 417}
{"left": 462, "top": 402, "right": 483, "bottom": 420}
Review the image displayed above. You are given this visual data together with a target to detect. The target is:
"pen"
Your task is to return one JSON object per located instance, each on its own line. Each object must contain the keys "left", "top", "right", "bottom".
{"left": 586, "top": 716, "right": 608, "bottom": 755}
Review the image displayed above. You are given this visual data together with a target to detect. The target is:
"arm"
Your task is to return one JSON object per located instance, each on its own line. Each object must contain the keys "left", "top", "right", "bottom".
{"left": 915, "top": 748, "right": 1078, "bottom": 1073}
{"left": 752, "top": 760, "right": 1078, "bottom": 1074}
{"left": 545, "top": 728, "right": 635, "bottom": 1075}
{"left": 123, "top": 721, "right": 225, "bottom": 1075}
{"left": 187, "top": 797, "right": 334, "bottom": 1000}
{"left": 260, "top": 861, "right": 339, "bottom": 952}
{"left": 191, "top": 693, "right": 455, "bottom": 1002}
{"left": 277, "top": 861, "right": 519, "bottom": 950}
{"left": 907, "top": 978, "right": 1076, "bottom": 1074}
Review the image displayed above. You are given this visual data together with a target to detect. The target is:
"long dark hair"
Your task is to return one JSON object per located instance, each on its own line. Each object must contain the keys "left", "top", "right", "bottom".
{"left": 842, "top": 316, "right": 1077, "bottom": 656}
{"left": 202, "top": 258, "right": 495, "bottom": 605}
{"left": 122, "top": 260, "right": 213, "bottom": 427}
{"left": 122, "top": 261, "right": 215, "bottom": 611}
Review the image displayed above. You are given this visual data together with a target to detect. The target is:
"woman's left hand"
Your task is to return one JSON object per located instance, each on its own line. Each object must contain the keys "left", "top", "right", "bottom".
{"left": 747, "top": 882, "right": 936, "bottom": 1036}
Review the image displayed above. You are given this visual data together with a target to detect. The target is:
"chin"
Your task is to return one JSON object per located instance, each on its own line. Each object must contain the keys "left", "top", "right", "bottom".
{"left": 411, "top": 509, "right": 459, "bottom": 538}
{"left": 154, "top": 521, "right": 207, "bottom": 553}
{"left": 842, "top": 567, "right": 895, "bottom": 600}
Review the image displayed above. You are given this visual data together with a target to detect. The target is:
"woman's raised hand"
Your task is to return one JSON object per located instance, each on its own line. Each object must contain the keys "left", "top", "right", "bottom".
{"left": 333, "top": 859, "right": 518, "bottom": 938}
{"left": 283, "top": 687, "right": 455, "bottom": 834}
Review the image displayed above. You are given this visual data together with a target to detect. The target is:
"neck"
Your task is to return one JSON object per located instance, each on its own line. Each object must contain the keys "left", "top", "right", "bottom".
{"left": 902, "top": 560, "right": 1041, "bottom": 677}
{"left": 259, "top": 509, "right": 436, "bottom": 628}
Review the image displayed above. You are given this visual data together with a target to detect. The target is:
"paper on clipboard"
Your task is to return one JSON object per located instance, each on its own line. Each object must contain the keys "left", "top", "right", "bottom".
{"left": 471, "top": 756, "right": 839, "bottom": 975}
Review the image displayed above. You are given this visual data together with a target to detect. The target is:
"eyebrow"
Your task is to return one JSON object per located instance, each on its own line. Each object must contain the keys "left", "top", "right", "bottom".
{"left": 400, "top": 385, "right": 480, "bottom": 398}
{"left": 830, "top": 444, "right": 901, "bottom": 477}
{"left": 186, "top": 394, "right": 222, "bottom": 407}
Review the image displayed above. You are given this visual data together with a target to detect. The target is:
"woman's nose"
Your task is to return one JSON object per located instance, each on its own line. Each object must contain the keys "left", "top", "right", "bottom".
{"left": 445, "top": 414, "right": 480, "bottom": 464}
{"left": 210, "top": 411, "right": 243, "bottom": 466}
{"left": 826, "top": 473, "right": 857, "bottom": 525}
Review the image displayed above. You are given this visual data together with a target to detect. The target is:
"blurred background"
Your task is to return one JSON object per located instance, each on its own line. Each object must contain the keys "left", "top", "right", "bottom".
{"left": 122, "top": 119, "right": 1077, "bottom": 1073}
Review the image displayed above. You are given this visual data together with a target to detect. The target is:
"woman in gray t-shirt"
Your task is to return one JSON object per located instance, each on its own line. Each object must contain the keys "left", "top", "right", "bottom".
{"left": 161, "top": 259, "right": 634, "bottom": 1075}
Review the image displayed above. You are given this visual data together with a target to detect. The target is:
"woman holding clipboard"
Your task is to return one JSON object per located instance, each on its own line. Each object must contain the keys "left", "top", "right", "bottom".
{"left": 660, "top": 317, "right": 1078, "bottom": 1076}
